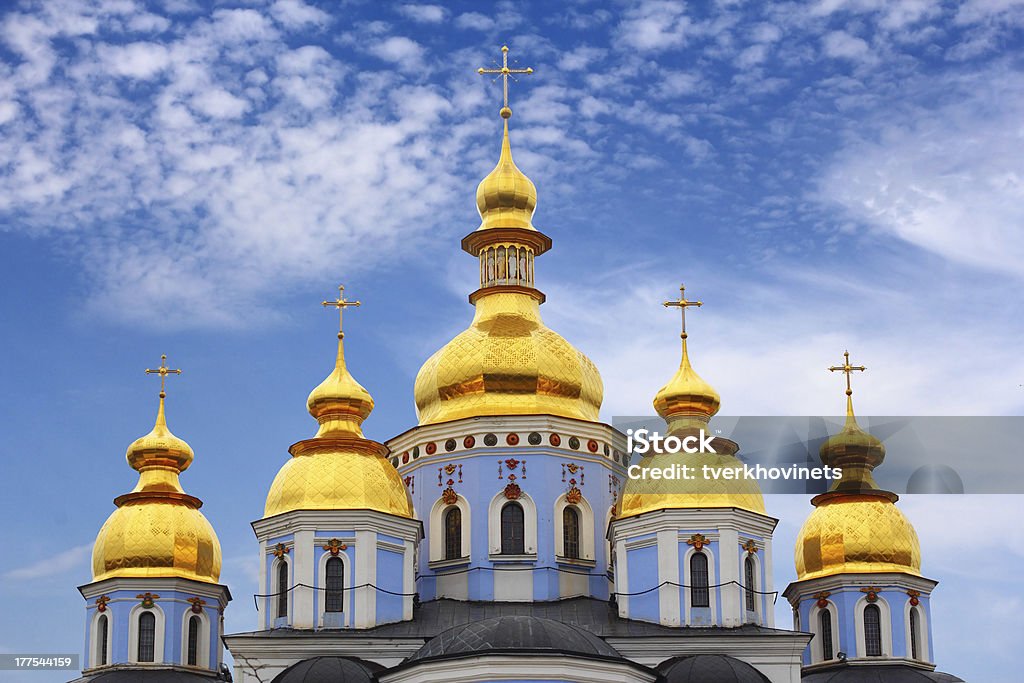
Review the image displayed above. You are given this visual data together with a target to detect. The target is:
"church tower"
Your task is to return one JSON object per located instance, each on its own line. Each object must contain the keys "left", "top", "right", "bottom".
{"left": 77, "top": 356, "right": 231, "bottom": 680}
{"left": 783, "top": 352, "right": 962, "bottom": 681}
{"left": 610, "top": 288, "right": 777, "bottom": 629}
{"left": 389, "top": 47, "right": 627, "bottom": 603}
{"left": 256, "top": 287, "right": 421, "bottom": 631}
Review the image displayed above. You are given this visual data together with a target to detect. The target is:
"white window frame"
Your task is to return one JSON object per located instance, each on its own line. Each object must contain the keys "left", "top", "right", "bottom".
{"left": 742, "top": 552, "right": 762, "bottom": 623}
{"left": 429, "top": 495, "right": 471, "bottom": 563}
{"left": 553, "top": 492, "right": 595, "bottom": 562}
{"left": 809, "top": 600, "right": 841, "bottom": 663}
{"left": 904, "top": 600, "right": 929, "bottom": 662}
{"left": 127, "top": 603, "right": 165, "bottom": 664}
{"left": 272, "top": 556, "right": 291, "bottom": 623}
{"left": 90, "top": 609, "right": 113, "bottom": 669}
{"left": 488, "top": 490, "right": 538, "bottom": 558}
{"left": 317, "top": 551, "right": 352, "bottom": 627}
{"left": 855, "top": 595, "right": 893, "bottom": 658}
{"left": 180, "top": 609, "right": 210, "bottom": 668}
{"left": 682, "top": 546, "right": 718, "bottom": 625}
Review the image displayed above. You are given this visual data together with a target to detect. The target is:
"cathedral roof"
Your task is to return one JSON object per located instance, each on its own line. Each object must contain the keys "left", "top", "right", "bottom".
{"left": 406, "top": 615, "right": 621, "bottom": 663}
{"left": 270, "top": 656, "right": 381, "bottom": 683}
{"left": 660, "top": 654, "right": 771, "bottom": 683}
{"left": 801, "top": 664, "right": 966, "bottom": 682}
{"left": 70, "top": 669, "right": 222, "bottom": 682}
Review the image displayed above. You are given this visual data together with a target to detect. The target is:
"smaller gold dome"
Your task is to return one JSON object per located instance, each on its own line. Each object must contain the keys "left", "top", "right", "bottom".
{"left": 795, "top": 494, "right": 921, "bottom": 580}
{"left": 93, "top": 391, "right": 221, "bottom": 583}
{"left": 819, "top": 396, "right": 886, "bottom": 493}
{"left": 652, "top": 337, "right": 721, "bottom": 434}
{"left": 475, "top": 119, "right": 538, "bottom": 231}
{"left": 264, "top": 292, "right": 414, "bottom": 519}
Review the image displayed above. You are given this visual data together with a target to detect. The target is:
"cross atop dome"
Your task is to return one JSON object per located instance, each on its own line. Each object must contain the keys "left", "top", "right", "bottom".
{"left": 477, "top": 45, "right": 534, "bottom": 119}
{"left": 828, "top": 349, "right": 865, "bottom": 397}
{"left": 145, "top": 353, "right": 181, "bottom": 398}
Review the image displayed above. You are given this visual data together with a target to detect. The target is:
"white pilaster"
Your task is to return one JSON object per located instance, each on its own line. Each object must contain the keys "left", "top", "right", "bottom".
{"left": 719, "top": 527, "right": 740, "bottom": 627}
{"left": 763, "top": 538, "right": 775, "bottom": 627}
{"left": 354, "top": 530, "right": 377, "bottom": 628}
{"left": 615, "top": 538, "right": 629, "bottom": 617}
{"left": 293, "top": 529, "right": 314, "bottom": 628}
{"left": 257, "top": 539, "right": 267, "bottom": 630}
{"left": 657, "top": 529, "right": 680, "bottom": 626}
{"left": 403, "top": 539, "right": 415, "bottom": 621}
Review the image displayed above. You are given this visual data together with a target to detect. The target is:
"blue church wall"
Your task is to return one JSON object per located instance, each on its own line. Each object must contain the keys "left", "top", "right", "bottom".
{"left": 376, "top": 546, "right": 405, "bottom": 623}
{"left": 626, "top": 544, "right": 659, "bottom": 622}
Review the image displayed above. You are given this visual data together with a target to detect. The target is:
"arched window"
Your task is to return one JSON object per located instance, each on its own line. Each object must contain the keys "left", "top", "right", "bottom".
{"left": 325, "top": 557, "right": 344, "bottom": 612}
{"left": 820, "top": 610, "right": 834, "bottom": 660}
{"left": 500, "top": 502, "right": 525, "bottom": 554}
{"left": 744, "top": 556, "right": 756, "bottom": 612}
{"left": 186, "top": 615, "right": 199, "bottom": 666}
{"left": 97, "top": 614, "right": 108, "bottom": 666}
{"left": 444, "top": 507, "right": 462, "bottom": 559}
{"left": 276, "top": 561, "right": 288, "bottom": 618}
{"left": 562, "top": 506, "right": 580, "bottom": 559}
{"left": 690, "top": 552, "right": 710, "bottom": 607}
{"left": 137, "top": 611, "right": 156, "bottom": 662}
{"left": 864, "top": 603, "right": 882, "bottom": 656}
{"left": 909, "top": 608, "right": 919, "bottom": 659}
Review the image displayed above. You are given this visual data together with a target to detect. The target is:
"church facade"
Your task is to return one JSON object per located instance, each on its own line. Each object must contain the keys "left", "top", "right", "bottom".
{"left": 71, "top": 53, "right": 966, "bottom": 683}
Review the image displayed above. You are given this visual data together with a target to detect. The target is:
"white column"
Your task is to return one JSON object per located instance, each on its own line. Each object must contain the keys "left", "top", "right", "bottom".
{"left": 354, "top": 530, "right": 377, "bottom": 628}
{"left": 615, "top": 538, "right": 629, "bottom": 618}
{"left": 719, "top": 527, "right": 740, "bottom": 627}
{"left": 292, "top": 530, "right": 314, "bottom": 628}
{"left": 657, "top": 529, "right": 681, "bottom": 626}
{"left": 763, "top": 537, "right": 775, "bottom": 627}
{"left": 403, "top": 539, "right": 415, "bottom": 621}
{"left": 257, "top": 539, "right": 267, "bottom": 630}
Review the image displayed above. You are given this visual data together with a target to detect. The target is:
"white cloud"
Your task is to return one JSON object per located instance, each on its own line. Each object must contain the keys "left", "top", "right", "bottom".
{"left": 822, "top": 30, "right": 873, "bottom": 60}
{"left": 191, "top": 88, "right": 249, "bottom": 118}
{"left": 99, "top": 41, "right": 170, "bottom": 79}
{"left": 367, "top": 36, "right": 424, "bottom": 65}
{"left": 3, "top": 543, "right": 92, "bottom": 581}
{"left": 558, "top": 46, "right": 607, "bottom": 71}
{"left": 454, "top": 12, "right": 496, "bottom": 31}
{"left": 616, "top": 0, "right": 692, "bottom": 51}
{"left": 270, "top": 0, "right": 330, "bottom": 29}
{"left": 397, "top": 4, "right": 447, "bottom": 24}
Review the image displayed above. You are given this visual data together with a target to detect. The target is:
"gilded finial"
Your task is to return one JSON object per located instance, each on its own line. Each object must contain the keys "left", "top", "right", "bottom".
{"left": 477, "top": 45, "right": 534, "bottom": 119}
{"left": 663, "top": 284, "right": 703, "bottom": 341}
{"left": 145, "top": 354, "right": 181, "bottom": 399}
{"left": 829, "top": 350, "right": 866, "bottom": 417}
{"left": 322, "top": 285, "right": 361, "bottom": 342}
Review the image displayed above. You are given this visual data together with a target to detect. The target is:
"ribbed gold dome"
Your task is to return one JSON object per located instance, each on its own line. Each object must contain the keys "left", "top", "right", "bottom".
{"left": 475, "top": 119, "right": 537, "bottom": 231}
{"left": 652, "top": 337, "right": 721, "bottom": 434}
{"left": 265, "top": 292, "right": 413, "bottom": 519}
{"left": 93, "top": 391, "right": 221, "bottom": 583}
{"left": 795, "top": 494, "right": 921, "bottom": 580}
{"left": 794, "top": 360, "right": 920, "bottom": 580}
{"left": 414, "top": 291, "right": 603, "bottom": 425}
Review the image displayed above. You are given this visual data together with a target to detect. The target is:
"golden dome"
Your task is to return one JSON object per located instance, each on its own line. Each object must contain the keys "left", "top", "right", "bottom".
{"left": 795, "top": 494, "right": 920, "bottom": 580}
{"left": 794, "top": 354, "right": 920, "bottom": 580}
{"left": 414, "top": 291, "right": 603, "bottom": 425}
{"left": 93, "top": 388, "right": 221, "bottom": 583}
{"left": 475, "top": 119, "right": 538, "bottom": 231}
{"left": 264, "top": 289, "right": 413, "bottom": 519}
{"left": 652, "top": 337, "right": 721, "bottom": 433}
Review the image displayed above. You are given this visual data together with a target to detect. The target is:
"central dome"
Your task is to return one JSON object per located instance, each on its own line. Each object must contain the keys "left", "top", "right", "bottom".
{"left": 414, "top": 292, "right": 603, "bottom": 425}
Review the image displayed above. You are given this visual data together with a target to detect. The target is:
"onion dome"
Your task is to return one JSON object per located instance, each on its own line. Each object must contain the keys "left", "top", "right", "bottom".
{"left": 659, "top": 654, "right": 771, "bottom": 683}
{"left": 264, "top": 287, "right": 413, "bottom": 519}
{"left": 407, "top": 615, "right": 621, "bottom": 662}
{"left": 794, "top": 353, "right": 920, "bottom": 580}
{"left": 92, "top": 358, "right": 221, "bottom": 583}
{"left": 413, "top": 92, "right": 603, "bottom": 425}
{"left": 617, "top": 287, "right": 765, "bottom": 518}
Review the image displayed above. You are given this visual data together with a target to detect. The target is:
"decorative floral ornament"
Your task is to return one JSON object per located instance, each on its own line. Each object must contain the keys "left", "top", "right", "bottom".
{"left": 272, "top": 543, "right": 290, "bottom": 559}
{"left": 812, "top": 591, "right": 831, "bottom": 608}
{"left": 444, "top": 463, "right": 457, "bottom": 475}
{"left": 742, "top": 539, "right": 758, "bottom": 555}
{"left": 566, "top": 485, "right": 582, "bottom": 504}
{"left": 136, "top": 592, "right": 159, "bottom": 609}
{"left": 860, "top": 586, "right": 881, "bottom": 603}
{"left": 686, "top": 533, "right": 709, "bottom": 550}
{"left": 907, "top": 589, "right": 921, "bottom": 606}
{"left": 95, "top": 595, "right": 110, "bottom": 613}
{"left": 187, "top": 597, "right": 206, "bottom": 614}
{"left": 503, "top": 482, "right": 522, "bottom": 500}
{"left": 504, "top": 458, "right": 520, "bottom": 470}
{"left": 322, "top": 538, "right": 348, "bottom": 556}
{"left": 442, "top": 486, "right": 458, "bottom": 505}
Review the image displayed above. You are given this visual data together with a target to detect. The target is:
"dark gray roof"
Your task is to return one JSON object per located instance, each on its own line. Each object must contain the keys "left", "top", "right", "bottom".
{"left": 802, "top": 664, "right": 965, "bottom": 683}
{"left": 228, "top": 597, "right": 796, "bottom": 641}
{"left": 660, "top": 654, "right": 771, "bottom": 683}
{"left": 270, "top": 656, "right": 382, "bottom": 683}
{"left": 407, "top": 615, "right": 622, "bottom": 663}
{"left": 70, "top": 670, "right": 218, "bottom": 683}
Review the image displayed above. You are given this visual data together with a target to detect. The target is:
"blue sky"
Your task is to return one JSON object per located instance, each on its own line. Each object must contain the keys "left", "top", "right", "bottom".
{"left": 1, "top": 0, "right": 1022, "bottom": 681}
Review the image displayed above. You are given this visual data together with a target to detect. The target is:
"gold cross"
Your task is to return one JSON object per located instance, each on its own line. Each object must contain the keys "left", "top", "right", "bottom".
{"left": 145, "top": 354, "right": 181, "bottom": 397}
{"left": 477, "top": 45, "right": 533, "bottom": 119}
{"left": 663, "top": 284, "right": 703, "bottom": 340}
{"left": 322, "top": 284, "right": 361, "bottom": 339}
{"left": 829, "top": 350, "right": 866, "bottom": 397}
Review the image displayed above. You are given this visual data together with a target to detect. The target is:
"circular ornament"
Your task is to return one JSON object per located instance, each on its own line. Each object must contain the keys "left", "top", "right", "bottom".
{"left": 464, "top": 435, "right": 476, "bottom": 449}
{"left": 549, "top": 433, "right": 561, "bottom": 447}
{"left": 506, "top": 433, "right": 520, "bottom": 446}
{"left": 528, "top": 432, "right": 542, "bottom": 445}
{"left": 484, "top": 433, "right": 498, "bottom": 447}
{"left": 587, "top": 439, "right": 599, "bottom": 453}
{"left": 445, "top": 438, "right": 457, "bottom": 452}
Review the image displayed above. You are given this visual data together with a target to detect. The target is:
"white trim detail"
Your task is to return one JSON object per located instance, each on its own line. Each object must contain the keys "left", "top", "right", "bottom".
{"left": 855, "top": 596, "right": 893, "bottom": 658}
{"left": 90, "top": 610, "right": 113, "bottom": 669}
{"left": 488, "top": 490, "right": 538, "bottom": 556}
{"left": 180, "top": 609, "right": 210, "bottom": 668}
{"left": 553, "top": 492, "right": 595, "bottom": 561}
{"left": 127, "top": 603, "right": 165, "bottom": 664}
{"left": 904, "top": 600, "right": 930, "bottom": 662}
{"left": 316, "top": 551, "right": 352, "bottom": 628}
{"left": 809, "top": 601, "right": 840, "bottom": 664}
{"left": 271, "top": 557, "right": 291, "bottom": 623}
{"left": 682, "top": 546, "right": 718, "bottom": 626}
{"left": 429, "top": 495, "right": 471, "bottom": 563}
{"left": 742, "top": 552, "right": 761, "bottom": 623}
